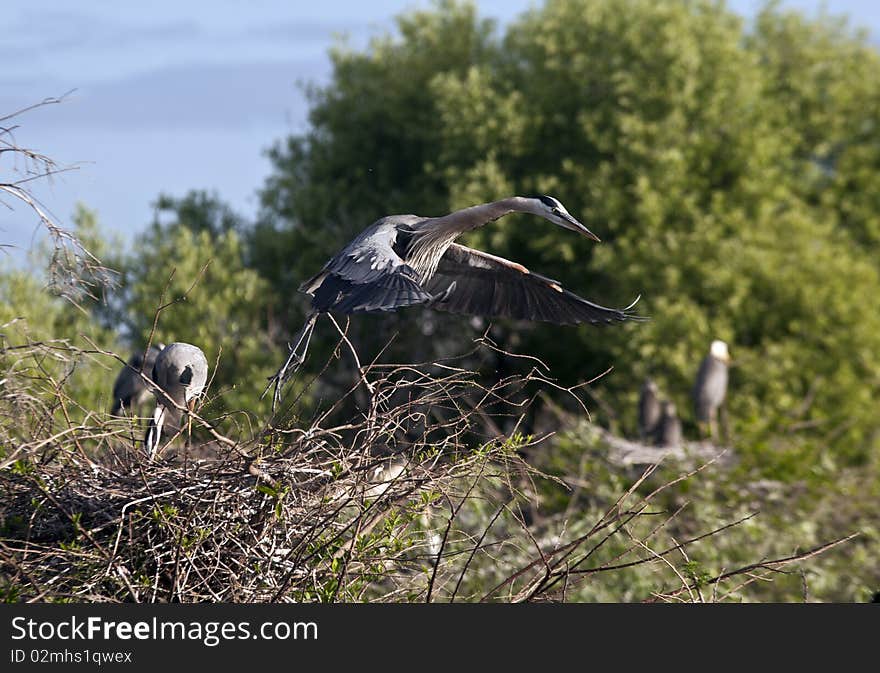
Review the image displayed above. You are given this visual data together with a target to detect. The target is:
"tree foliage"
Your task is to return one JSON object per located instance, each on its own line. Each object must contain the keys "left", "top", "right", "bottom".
{"left": 0, "top": 207, "right": 121, "bottom": 416}
{"left": 255, "top": 0, "right": 880, "bottom": 474}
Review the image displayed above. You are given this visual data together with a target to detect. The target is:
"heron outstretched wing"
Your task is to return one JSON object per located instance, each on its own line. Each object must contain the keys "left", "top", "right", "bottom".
{"left": 425, "top": 243, "right": 641, "bottom": 325}
{"left": 300, "top": 219, "right": 433, "bottom": 314}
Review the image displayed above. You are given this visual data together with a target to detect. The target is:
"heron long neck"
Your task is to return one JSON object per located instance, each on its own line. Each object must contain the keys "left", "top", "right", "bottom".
{"left": 407, "top": 197, "right": 527, "bottom": 281}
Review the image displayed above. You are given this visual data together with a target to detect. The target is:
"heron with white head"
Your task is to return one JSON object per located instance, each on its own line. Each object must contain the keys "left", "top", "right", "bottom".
{"left": 144, "top": 342, "right": 209, "bottom": 458}
{"left": 693, "top": 339, "right": 731, "bottom": 442}
{"left": 269, "top": 195, "right": 645, "bottom": 408}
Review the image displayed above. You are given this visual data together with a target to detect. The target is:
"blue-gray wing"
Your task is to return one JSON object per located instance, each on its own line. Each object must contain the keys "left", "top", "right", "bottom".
{"left": 425, "top": 244, "right": 644, "bottom": 325}
{"left": 300, "top": 218, "right": 433, "bottom": 314}
{"left": 110, "top": 352, "right": 147, "bottom": 414}
{"left": 110, "top": 346, "right": 162, "bottom": 414}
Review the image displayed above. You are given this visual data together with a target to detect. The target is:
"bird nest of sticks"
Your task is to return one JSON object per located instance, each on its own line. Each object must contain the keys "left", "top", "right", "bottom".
{"left": 0, "top": 336, "right": 578, "bottom": 602}
{"left": 0, "top": 337, "right": 854, "bottom": 603}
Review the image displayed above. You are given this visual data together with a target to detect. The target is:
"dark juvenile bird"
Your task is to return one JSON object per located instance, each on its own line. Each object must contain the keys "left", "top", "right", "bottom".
{"left": 693, "top": 339, "right": 731, "bottom": 442}
{"left": 270, "top": 195, "right": 645, "bottom": 407}
{"left": 145, "top": 342, "right": 209, "bottom": 458}
{"left": 655, "top": 400, "right": 682, "bottom": 448}
{"left": 638, "top": 378, "right": 661, "bottom": 441}
{"left": 110, "top": 344, "right": 165, "bottom": 415}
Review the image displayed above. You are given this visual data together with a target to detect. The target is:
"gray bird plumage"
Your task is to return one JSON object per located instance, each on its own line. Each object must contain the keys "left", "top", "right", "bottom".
{"left": 655, "top": 400, "right": 682, "bottom": 448}
{"left": 110, "top": 344, "right": 164, "bottom": 415}
{"left": 638, "top": 378, "right": 661, "bottom": 441}
{"left": 693, "top": 339, "right": 730, "bottom": 441}
{"left": 144, "top": 342, "right": 209, "bottom": 458}
{"left": 270, "top": 195, "right": 645, "bottom": 408}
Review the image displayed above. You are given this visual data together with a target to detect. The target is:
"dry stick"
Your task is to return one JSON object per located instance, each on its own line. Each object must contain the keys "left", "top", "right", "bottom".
{"left": 53, "top": 385, "right": 95, "bottom": 467}
{"left": 137, "top": 458, "right": 241, "bottom": 601}
{"left": 166, "top": 466, "right": 227, "bottom": 604}
{"left": 425, "top": 463, "right": 485, "bottom": 603}
{"left": 642, "top": 534, "right": 699, "bottom": 603}
{"left": 425, "top": 492, "right": 465, "bottom": 603}
{"left": 570, "top": 512, "right": 757, "bottom": 577}
{"left": 326, "top": 313, "right": 377, "bottom": 409}
{"left": 327, "top": 477, "right": 430, "bottom": 565}
{"left": 567, "top": 500, "right": 688, "bottom": 582}
{"left": 0, "top": 541, "right": 52, "bottom": 601}
{"left": 481, "top": 457, "right": 686, "bottom": 601}
{"left": 2, "top": 165, "right": 82, "bottom": 189}
{"left": 650, "top": 532, "right": 860, "bottom": 603}
{"left": 565, "top": 454, "right": 722, "bottom": 571}
{"left": 476, "top": 334, "right": 613, "bottom": 418}
{"left": 475, "top": 331, "right": 551, "bottom": 374}
{"left": 517, "top": 454, "right": 729, "bottom": 600}
{"left": 0, "top": 139, "right": 115, "bottom": 304}
{"left": 269, "top": 485, "right": 387, "bottom": 601}
{"left": 671, "top": 535, "right": 704, "bottom": 602}
{"left": 109, "top": 486, "right": 205, "bottom": 561}
{"left": 326, "top": 455, "right": 402, "bottom": 602}
{"left": 271, "top": 367, "right": 506, "bottom": 597}
{"left": 450, "top": 503, "right": 506, "bottom": 603}
{"left": 0, "top": 90, "right": 76, "bottom": 124}
{"left": 143, "top": 262, "right": 211, "bottom": 359}
{"left": 25, "top": 475, "right": 141, "bottom": 602}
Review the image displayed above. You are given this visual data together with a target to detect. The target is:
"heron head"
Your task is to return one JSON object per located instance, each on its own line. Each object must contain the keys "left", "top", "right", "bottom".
{"left": 529, "top": 195, "right": 601, "bottom": 242}
{"left": 662, "top": 400, "right": 677, "bottom": 416}
{"left": 710, "top": 339, "right": 731, "bottom": 363}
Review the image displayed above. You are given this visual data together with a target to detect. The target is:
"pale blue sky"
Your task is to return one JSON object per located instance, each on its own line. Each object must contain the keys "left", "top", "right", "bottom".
{"left": 3, "top": 1, "right": 878, "bottom": 257}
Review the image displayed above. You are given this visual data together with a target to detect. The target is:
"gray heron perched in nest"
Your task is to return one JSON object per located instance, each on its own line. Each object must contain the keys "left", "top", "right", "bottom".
{"left": 693, "top": 339, "right": 731, "bottom": 441}
{"left": 638, "top": 378, "right": 661, "bottom": 441}
{"left": 655, "top": 400, "right": 682, "bottom": 448}
{"left": 268, "top": 195, "right": 646, "bottom": 408}
{"left": 110, "top": 343, "right": 164, "bottom": 415}
{"left": 144, "top": 342, "right": 209, "bottom": 458}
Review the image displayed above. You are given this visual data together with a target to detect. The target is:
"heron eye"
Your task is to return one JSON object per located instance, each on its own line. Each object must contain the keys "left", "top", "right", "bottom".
{"left": 551, "top": 208, "right": 561, "bottom": 215}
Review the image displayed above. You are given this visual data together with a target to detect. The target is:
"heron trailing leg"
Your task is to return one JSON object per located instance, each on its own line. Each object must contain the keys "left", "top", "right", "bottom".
{"left": 266, "top": 312, "right": 318, "bottom": 411}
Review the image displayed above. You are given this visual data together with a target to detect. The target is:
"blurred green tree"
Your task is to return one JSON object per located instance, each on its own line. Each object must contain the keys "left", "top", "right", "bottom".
{"left": 0, "top": 206, "right": 121, "bottom": 418}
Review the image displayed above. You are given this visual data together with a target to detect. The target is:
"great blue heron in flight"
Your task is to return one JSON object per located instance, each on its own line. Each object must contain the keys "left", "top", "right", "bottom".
{"left": 110, "top": 344, "right": 164, "bottom": 415}
{"left": 638, "top": 378, "right": 661, "bottom": 441}
{"left": 144, "top": 342, "right": 209, "bottom": 458}
{"left": 655, "top": 400, "right": 682, "bottom": 448}
{"left": 269, "top": 195, "right": 644, "bottom": 407}
{"left": 693, "top": 339, "right": 730, "bottom": 441}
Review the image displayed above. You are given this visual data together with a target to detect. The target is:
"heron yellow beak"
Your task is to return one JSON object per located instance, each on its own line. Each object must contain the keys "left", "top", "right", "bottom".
{"left": 559, "top": 211, "right": 601, "bottom": 242}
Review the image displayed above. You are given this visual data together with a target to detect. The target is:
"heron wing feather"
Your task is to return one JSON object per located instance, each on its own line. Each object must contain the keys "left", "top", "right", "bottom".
{"left": 425, "top": 244, "right": 643, "bottom": 325}
{"left": 302, "top": 220, "right": 433, "bottom": 313}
